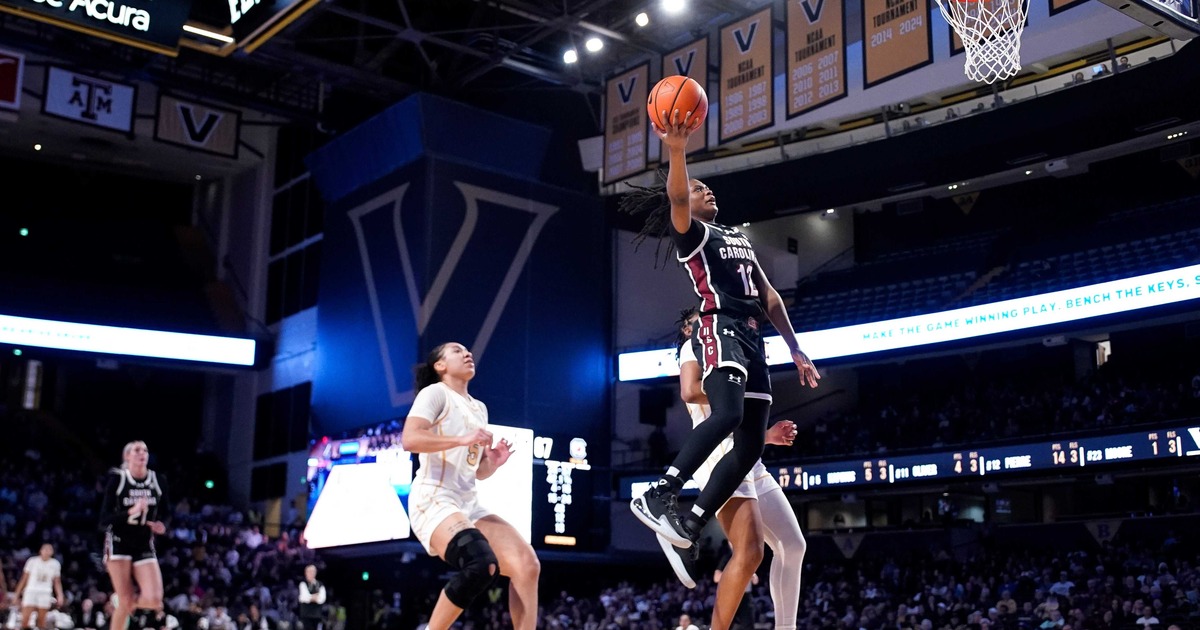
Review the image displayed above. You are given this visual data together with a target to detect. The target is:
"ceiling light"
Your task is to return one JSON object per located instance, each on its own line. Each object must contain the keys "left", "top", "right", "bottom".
{"left": 195, "top": 175, "right": 202, "bottom": 180}
{"left": 585, "top": 37, "right": 603, "bottom": 53}
{"left": 663, "top": 0, "right": 685, "bottom": 13}
{"left": 33, "top": 143, "right": 41, "bottom": 151}
{"left": 824, "top": 208, "right": 835, "bottom": 214}
{"left": 182, "top": 24, "right": 235, "bottom": 44}
{"left": 563, "top": 49, "right": 578, "bottom": 64}
{"left": 635, "top": 12, "right": 649, "bottom": 26}
{"left": 1024, "top": 170, "right": 1032, "bottom": 175}
{"left": 742, "top": 222, "right": 750, "bottom": 227}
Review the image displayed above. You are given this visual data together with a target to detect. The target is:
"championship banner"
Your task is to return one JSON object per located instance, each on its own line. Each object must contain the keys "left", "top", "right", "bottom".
{"left": 787, "top": 0, "right": 847, "bottom": 118}
{"left": 720, "top": 7, "right": 774, "bottom": 143}
{"left": 42, "top": 66, "right": 136, "bottom": 134}
{"left": 154, "top": 94, "right": 241, "bottom": 158}
{"left": 832, "top": 532, "right": 866, "bottom": 558}
{"left": 661, "top": 37, "right": 709, "bottom": 157}
{"left": 1084, "top": 519, "right": 1123, "bottom": 544}
{"left": 1050, "top": 0, "right": 1088, "bottom": 15}
{"left": 0, "top": 48, "right": 23, "bottom": 111}
{"left": 863, "top": 0, "right": 932, "bottom": 87}
{"left": 0, "top": 0, "right": 193, "bottom": 56}
{"left": 602, "top": 63, "right": 648, "bottom": 184}
{"left": 951, "top": 27, "right": 964, "bottom": 55}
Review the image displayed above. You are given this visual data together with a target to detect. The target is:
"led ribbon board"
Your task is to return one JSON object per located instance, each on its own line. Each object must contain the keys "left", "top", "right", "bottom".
{"left": 0, "top": 314, "right": 256, "bottom": 366}
{"left": 773, "top": 422, "right": 1200, "bottom": 491}
{"left": 619, "top": 264, "right": 1200, "bottom": 381}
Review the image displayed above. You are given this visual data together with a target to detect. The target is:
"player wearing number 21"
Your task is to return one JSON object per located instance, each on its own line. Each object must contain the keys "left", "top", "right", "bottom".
{"left": 622, "top": 108, "right": 819, "bottom": 630}
{"left": 401, "top": 343, "right": 540, "bottom": 630}
{"left": 100, "top": 441, "right": 169, "bottom": 630}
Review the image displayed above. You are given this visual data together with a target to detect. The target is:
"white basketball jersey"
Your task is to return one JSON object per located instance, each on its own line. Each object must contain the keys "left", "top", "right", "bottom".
{"left": 409, "top": 383, "right": 489, "bottom": 494}
{"left": 679, "top": 342, "right": 711, "bottom": 426}
{"left": 22, "top": 557, "right": 60, "bottom": 593}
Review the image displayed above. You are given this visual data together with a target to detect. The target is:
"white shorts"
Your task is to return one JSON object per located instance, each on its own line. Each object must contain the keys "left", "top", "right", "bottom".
{"left": 22, "top": 591, "right": 53, "bottom": 609}
{"left": 693, "top": 435, "right": 782, "bottom": 510}
{"left": 408, "top": 484, "right": 492, "bottom": 556}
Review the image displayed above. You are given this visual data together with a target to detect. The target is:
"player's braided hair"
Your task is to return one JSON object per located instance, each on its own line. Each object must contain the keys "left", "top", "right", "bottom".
{"left": 674, "top": 306, "right": 699, "bottom": 352}
{"left": 616, "top": 169, "right": 677, "bottom": 267}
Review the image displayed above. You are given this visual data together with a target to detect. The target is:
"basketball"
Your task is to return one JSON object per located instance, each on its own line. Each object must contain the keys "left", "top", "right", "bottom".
{"left": 647, "top": 75, "right": 708, "bottom": 131}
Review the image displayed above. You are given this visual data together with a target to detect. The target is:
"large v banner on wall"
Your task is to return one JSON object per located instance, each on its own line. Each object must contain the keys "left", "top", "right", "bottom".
{"left": 311, "top": 159, "right": 608, "bottom": 438}
{"left": 344, "top": 181, "right": 559, "bottom": 408}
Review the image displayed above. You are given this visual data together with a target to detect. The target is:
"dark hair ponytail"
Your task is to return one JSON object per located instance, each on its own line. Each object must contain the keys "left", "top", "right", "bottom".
{"left": 617, "top": 169, "right": 676, "bottom": 268}
{"left": 413, "top": 343, "right": 450, "bottom": 391}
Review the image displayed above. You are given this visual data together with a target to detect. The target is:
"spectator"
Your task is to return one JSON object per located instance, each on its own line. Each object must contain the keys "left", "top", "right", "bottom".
{"left": 297, "top": 565, "right": 326, "bottom": 630}
{"left": 674, "top": 613, "right": 699, "bottom": 630}
{"left": 1050, "top": 572, "right": 1076, "bottom": 598}
{"left": 1134, "top": 605, "right": 1159, "bottom": 626}
{"left": 1117, "top": 56, "right": 1130, "bottom": 71}
{"left": 74, "top": 599, "right": 105, "bottom": 630}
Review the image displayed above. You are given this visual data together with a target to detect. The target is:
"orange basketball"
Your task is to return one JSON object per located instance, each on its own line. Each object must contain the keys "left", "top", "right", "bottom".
{"left": 647, "top": 75, "right": 708, "bottom": 131}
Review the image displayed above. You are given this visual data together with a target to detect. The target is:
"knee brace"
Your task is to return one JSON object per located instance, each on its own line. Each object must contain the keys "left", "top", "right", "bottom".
{"left": 443, "top": 528, "right": 498, "bottom": 608}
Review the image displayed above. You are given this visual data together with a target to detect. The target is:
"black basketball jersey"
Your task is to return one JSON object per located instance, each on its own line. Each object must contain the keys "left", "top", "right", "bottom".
{"left": 103, "top": 468, "right": 166, "bottom": 537}
{"left": 674, "top": 221, "right": 766, "bottom": 319}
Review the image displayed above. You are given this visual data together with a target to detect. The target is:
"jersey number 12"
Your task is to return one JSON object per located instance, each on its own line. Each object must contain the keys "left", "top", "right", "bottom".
{"left": 736, "top": 264, "right": 759, "bottom": 298}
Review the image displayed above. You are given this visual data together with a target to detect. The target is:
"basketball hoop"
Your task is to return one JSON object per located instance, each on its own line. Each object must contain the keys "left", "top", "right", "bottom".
{"left": 936, "top": 0, "right": 1029, "bottom": 84}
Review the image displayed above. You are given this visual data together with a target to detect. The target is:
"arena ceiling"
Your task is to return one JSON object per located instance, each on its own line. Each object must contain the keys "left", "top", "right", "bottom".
{"left": 0, "top": 0, "right": 764, "bottom": 132}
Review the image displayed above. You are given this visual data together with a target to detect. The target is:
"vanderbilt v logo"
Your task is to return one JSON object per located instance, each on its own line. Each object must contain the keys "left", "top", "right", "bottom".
{"left": 800, "top": 0, "right": 826, "bottom": 23}
{"left": 733, "top": 21, "right": 760, "bottom": 54}
{"left": 672, "top": 50, "right": 697, "bottom": 76}
{"left": 176, "top": 103, "right": 222, "bottom": 144}
{"left": 347, "top": 182, "right": 559, "bottom": 406}
{"left": 617, "top": 76, "right": 638, "bottom": 103}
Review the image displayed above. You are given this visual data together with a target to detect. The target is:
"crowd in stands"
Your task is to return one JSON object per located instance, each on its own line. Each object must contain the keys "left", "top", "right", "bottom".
{"left": 0, "top": 416, "right": 341, "bottom": 630}
{"left": 2, "top": 392, "right": 1199, "bottom": 630}
{"left": 429, "top": 532, "right": 1199, "bottom": 630}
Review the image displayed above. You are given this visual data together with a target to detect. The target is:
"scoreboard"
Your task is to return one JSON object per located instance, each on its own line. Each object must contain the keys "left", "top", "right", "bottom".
{"left": 773, "top": 423, "right": 1200, "bottom": 492}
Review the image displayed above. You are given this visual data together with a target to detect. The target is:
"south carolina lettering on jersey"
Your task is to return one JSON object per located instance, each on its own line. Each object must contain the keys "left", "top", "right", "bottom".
{"left": 121, "top": 488, "right": 158, "bottom": 507}
{"left": 718, "top": 234, "right": 758, "bottom": 261}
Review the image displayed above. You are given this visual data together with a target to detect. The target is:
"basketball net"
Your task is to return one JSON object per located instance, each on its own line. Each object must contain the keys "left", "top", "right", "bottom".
{"left": 936, "top": 0, "right": 1029, "bottom": 84}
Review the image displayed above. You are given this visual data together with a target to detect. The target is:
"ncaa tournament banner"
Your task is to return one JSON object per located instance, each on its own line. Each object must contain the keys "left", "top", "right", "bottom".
{"left": 603, "top": 63, "right": 648, "bottom": 184}
{"left": 862, "top": 0, "right": 932, "bottom": 88}
{"left": 719, "top": 6, "right": 774, "bottom": 144}
{"left": 42, "top": 66, "right": 136, "bottom": 134}
{"left": 309, "top": 159, "right": 610, "bottom": 444}
{"left": 154, "top": 93, "right": 241, "bottom": 158}
{"left": 951, "top": 26, "right": 964, "bottom": 56}
{"left": 786, "top": 0, "right": 847, "bottom": 118}
{"left": 0, "top": 48, "right": 22, "bottom": 111}
{"left": 661, "top": 37, "right": 709, "bottom": 158}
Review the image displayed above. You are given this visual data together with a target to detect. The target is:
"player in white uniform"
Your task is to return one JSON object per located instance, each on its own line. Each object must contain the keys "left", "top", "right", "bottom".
{"left": 400, "top": 342, "right": 540, "bottom": 630}
{"left": 14, "top": 544, "right": 64, "bottom": 630}
{"left": 659, "top": 309, "right": 808, "bottom": 630}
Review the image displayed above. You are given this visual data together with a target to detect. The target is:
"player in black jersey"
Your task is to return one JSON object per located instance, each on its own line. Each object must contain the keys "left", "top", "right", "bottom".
{"left": 100, "top": 441, "right": 169, "bottom": 630}
{"left": 623, "top": 107, "right": 819, "bottom": 630}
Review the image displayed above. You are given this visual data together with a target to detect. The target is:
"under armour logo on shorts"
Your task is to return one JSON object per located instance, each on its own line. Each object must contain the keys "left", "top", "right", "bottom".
{"left": 728, "top": 373, "right": 742, "bottom": 384}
